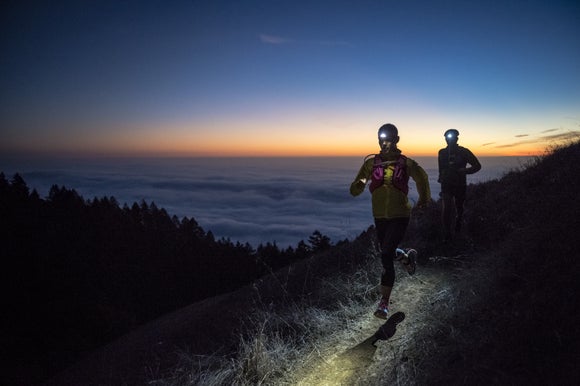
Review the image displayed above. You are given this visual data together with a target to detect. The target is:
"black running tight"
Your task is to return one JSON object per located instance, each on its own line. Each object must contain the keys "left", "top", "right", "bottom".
{"left": 374, "top": 217, "right": 410, "bottom": 287}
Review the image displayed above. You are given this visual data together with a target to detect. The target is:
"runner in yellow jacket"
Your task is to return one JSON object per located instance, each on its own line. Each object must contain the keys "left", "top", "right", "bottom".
{"left": 350, "top": 123, "right": 431, "bottom": 319}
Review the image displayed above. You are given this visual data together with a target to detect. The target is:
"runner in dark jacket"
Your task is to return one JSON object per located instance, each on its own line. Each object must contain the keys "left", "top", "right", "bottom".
{"left": 438, "top": 129, "right": 481, "bottom": 242}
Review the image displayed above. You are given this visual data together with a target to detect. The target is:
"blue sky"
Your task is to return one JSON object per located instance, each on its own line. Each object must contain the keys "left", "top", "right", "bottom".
{"left": 1, "top": 0, "right": 579, "bottom": 157}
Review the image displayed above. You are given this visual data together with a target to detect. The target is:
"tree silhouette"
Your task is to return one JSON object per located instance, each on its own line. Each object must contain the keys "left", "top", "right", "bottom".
{"left": 308, "top": 230, "right": 332, "bottom": 252}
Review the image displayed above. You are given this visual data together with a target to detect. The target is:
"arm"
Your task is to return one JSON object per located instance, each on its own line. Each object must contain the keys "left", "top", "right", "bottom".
{"left": 437, "top": 149, "right": 445, "bottom": 183}
{"left": 408, "top": 159, "right": 431, "bottom": 206}
{"left": 462, "top": 148, "right": 481, "bottom": 174}
{"left": 350, "top": 159, "right": 373, "bottom": 197}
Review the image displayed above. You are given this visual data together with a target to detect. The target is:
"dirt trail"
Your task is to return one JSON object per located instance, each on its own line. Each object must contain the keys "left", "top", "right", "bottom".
{"left": 287, "top": 262, "right": 455, "bottom": 385}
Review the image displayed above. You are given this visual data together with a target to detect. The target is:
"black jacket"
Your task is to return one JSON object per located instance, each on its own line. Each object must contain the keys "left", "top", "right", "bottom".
{"left": 438, "top": 145, "right": 481, "bottom": 186}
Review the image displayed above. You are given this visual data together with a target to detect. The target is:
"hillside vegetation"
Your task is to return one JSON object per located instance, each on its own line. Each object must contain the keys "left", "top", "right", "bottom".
{"left": 5, "top": 141, "right": 580, "bottom": 385}
{"left": 0, "top": 172, "right": 332, "bottom": 385}
{"left": 399, "top": 141, "right": 580, "bottom": 385}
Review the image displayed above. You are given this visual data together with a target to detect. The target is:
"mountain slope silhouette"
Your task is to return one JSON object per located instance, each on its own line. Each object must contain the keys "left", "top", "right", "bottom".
{"left": 47, "top": 141, "right": 580, "bottom": 385}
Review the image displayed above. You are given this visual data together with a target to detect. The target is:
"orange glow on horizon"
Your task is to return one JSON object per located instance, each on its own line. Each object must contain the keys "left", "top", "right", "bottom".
{"left": 1, "top": 119, "right": 553, "bottom": 158}
{"left": 1, "top": 140, "right": 545, "bottom": 158}
{"left": 85, "top": 125, "right": 546, "bottom": 157}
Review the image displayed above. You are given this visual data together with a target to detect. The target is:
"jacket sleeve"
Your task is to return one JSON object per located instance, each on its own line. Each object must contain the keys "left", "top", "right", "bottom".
{"left": 350, "top": 159, "right": 372, "bottom": 197}
{"left": 408, "top": 159, "right": 431, "bottom": 205}
{"left": 437, "top": 149, "right": 445, "bottom": 182}
{"left": 464, "top": 148, "right": 482, "bottom": 174}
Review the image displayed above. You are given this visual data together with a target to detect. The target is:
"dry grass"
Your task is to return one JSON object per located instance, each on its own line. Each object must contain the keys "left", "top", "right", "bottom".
{"left": 149, "top": 252, "right": 382, "bottom": 385}
{"left": 148, "top": 246, "right": 466, "bottom": 386}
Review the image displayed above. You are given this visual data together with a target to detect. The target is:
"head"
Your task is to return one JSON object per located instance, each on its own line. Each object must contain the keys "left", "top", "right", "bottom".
{"left": 444, "top": 129, "right": 459, "bottom": 146}
{"left": 378, "top": 123, "right": 399, "bottom": 152}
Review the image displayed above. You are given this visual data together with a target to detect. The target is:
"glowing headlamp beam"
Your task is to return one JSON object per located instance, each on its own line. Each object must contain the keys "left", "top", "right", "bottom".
{"left": 379, "top": 133, "right": 395, "bottom": 142}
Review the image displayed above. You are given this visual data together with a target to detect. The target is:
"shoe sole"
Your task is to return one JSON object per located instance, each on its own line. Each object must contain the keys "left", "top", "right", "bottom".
{"left": 371, "top": 311, "right": 406, "bottom": 345}
{"left": 388, "top": 311, "right": 405, "bottom": 325}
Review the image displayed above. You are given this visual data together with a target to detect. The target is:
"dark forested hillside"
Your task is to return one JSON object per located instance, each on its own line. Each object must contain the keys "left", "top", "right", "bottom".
{"left": 0, "top": 174, "right": 331, "bottom": 385}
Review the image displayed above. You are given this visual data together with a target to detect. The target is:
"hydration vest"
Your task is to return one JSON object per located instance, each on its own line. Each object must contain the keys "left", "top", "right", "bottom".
{"left": 369, "top": 154, "right": 409, "bottom": 195}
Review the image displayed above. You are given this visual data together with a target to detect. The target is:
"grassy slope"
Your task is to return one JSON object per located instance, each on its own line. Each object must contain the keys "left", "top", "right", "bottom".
{"left": 47, "top": 142, "right": 580, "bottom": 385}
{"left": 409, "top": 142, "right": 580, "bottom": 385}
{"left": 46, "top": 228, "right": 379, "bottom": 385}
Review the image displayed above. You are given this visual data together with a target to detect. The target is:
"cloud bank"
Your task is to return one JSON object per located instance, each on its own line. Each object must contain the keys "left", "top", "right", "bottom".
{"left": 1, "top": 156, "right": 535, "bottom": 248}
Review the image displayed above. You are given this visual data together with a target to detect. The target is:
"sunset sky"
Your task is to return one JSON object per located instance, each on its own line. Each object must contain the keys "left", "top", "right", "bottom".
{"left": 1, "top": 0, "right": 579, "bottom": 157}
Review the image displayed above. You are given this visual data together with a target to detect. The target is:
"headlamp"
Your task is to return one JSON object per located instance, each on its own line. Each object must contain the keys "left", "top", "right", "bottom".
{"left": 379, "top": 132, "right": 395, "bottom": 142}
{"left": 444, "top": 129, "right": 459, "bottom": 140}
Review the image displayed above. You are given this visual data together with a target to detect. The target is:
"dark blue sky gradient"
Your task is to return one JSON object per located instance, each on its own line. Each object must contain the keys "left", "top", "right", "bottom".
{"left": 1, "top": 0, "right": 579, "bottom": 157}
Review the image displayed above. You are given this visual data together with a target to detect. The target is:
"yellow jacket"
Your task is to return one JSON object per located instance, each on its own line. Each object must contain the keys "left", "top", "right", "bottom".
{"left": 350, "top": 149, "right": 431, "bottom": 219}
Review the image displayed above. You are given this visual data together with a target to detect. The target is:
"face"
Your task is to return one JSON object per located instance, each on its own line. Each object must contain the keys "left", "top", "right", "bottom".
{"left": 378, "top": 133, "right": 397, "bottom": 152}
{"left": 445, "top": 133, "right": 458, "bottom": 146}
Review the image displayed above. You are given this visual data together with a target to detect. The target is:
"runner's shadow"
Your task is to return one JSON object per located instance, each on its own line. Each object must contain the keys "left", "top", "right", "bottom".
{"left": 331, "top": 312, "right": 406, "bottom": 377}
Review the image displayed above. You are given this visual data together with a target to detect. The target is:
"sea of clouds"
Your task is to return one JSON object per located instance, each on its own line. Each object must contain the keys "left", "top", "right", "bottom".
{"left": 1, "top": 155, "right": 533, "bottom": 248}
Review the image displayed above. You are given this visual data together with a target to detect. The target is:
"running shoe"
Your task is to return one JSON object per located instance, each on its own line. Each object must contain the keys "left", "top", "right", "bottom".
{"left": 373, "top": 298, "right": 389, "bottom": 319}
